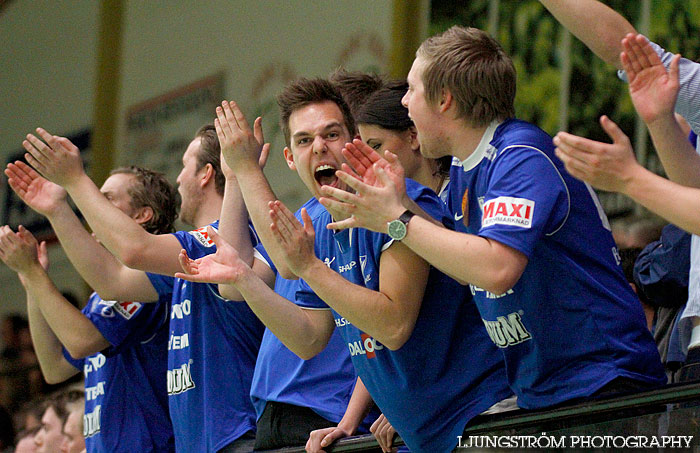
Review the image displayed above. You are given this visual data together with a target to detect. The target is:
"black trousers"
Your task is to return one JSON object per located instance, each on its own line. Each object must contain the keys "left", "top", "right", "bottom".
{"left": 254, "top": 401, "right": 334, "bottom": 450}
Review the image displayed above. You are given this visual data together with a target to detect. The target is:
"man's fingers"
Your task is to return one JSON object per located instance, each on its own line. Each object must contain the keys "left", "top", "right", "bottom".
{"left": 335, "top": 170, "right": 372, "bottom": 194}
{"left": 216, "top": 105, "right": 233, "bottom": 137}
{"left": 320, "top": 183, "right": 359, "bottom": 203}
{"left": 178, "top": 250, "right": 194, "bottom": 273}
{"left": 221, "top": 100, "right": 240, "bottom": 131}
{"left": 24, "top": 153, "right": 49, "bottom": 178}
{"left": 229, "top": 100, "right": 251, "bottom": 132}
{"left": 319, "top": 198, "right": 356, "bottom": 223}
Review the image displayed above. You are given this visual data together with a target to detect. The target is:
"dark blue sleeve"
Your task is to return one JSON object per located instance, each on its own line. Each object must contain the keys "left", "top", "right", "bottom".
{"left": 62, "top": 347, "right": 83, "bottom": 370}
{"left": 84, "top": 294, "right": 170, "bottom": 355}
{"left": 477, "top": 147, "right": 569, "bottom": 257}
{"left": 295, "top": 277, "right": 329, "bottom": 309}
{"left": 405, "top": 178, "right": 453, "bottom": 228}
{"left": 147, "top": 272, "right": 176, "bottom": 299}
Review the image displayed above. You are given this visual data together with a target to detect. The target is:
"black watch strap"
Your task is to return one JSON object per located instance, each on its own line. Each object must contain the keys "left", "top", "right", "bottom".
{"left": 399, "top": 210, "right": 415, "bottom": 225}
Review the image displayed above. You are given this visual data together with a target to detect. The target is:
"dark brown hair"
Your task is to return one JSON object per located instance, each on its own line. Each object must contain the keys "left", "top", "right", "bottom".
{"left": 277, "top": 78, "right": 356, "bottom": 147}
{"left": 194, "top": 124, "right": 225, "bottom": 196}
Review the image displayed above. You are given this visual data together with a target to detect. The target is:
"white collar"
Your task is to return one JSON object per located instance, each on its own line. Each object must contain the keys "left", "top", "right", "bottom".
{"left": 460, "top": 120, "right": 501, "bottom": 171}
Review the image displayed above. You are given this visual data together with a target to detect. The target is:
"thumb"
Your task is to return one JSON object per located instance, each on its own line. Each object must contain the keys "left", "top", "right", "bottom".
{"left": 321, "top": 429, "right": 346, "bottom": 447}
{"left": 599, "top": 115, "right": 629, "bottom": 145}
{"left": 207, "top": 226, "right": 222, "bottom": 245}
{"left": 374, "top": 164, "right": 393, "bottom": 188}
{"left": 669, "top": 54, "right": 680, "bottom": 85}
{"left": 259, "top": 143, "right": 271, "bottom": 169}
{"left": 253, "top": 116, "right": 264, "bottom": 145}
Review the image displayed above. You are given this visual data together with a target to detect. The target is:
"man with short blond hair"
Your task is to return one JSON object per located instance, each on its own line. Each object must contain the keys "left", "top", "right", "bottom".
{"left": 322, "top": 25, "right": 666, "bottom": 409}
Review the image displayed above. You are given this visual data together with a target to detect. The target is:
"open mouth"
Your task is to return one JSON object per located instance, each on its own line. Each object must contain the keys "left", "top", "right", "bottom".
{"left": 314, "top": 164, "right": 338, "bottom": 187}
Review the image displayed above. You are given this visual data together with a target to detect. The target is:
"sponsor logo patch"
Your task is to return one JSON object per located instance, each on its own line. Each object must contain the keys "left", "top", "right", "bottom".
{"left": 113, "top": 301, "right": 142, "bottom": 320}
{"left": 189, "top": 226, "right": 217, "bottom": 247}
{"left": 482, "top": 196, "right": 534, "bottom": 229}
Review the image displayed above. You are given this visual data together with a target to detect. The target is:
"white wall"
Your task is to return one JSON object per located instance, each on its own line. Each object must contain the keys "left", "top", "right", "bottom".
{"left": 116, "top": 0, "right": 394, "bottom": 207}
{"left": 0, "top": 0, "right": 397, "bottom": 327}
{"left": 0, "top": 0, "right": 100, "bottom": 317}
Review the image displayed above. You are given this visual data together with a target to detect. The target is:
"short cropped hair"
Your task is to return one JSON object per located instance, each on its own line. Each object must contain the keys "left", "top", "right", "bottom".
{"left": 277, "top": 78, "right": 356, "bottom": 147}
{"left": 329, "top": 68, "right": 386, "bottom": 118}
{"left": 194, "top": 124, "right": 225, "bottom": 196}
{"left": 110, "top": 166, "right": 179, "bottom": 234}
{"left": 417, "top": 26, "right": 516, "bottom": 127}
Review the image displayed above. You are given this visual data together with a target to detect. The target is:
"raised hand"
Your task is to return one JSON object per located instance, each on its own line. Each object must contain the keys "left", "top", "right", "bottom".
{"left": 554, "top": 115, "right": 642, "bottom": 193}
{"left": 0, "top": 225, "right": 41, "bottom": 275}
{"left": 268, "top": 201, "right": 317, "bottom": 277}
{"left": 370, "top": 414, "right": 398, "bottom": 453}
{"left": 305, "top": 426, "right": 352, "bottom": 453}
{"left": 342, "top": 139, "right": 406, "bottom": 190}
{"left": 21, "top": 128, "right": 86, "bottom": 188}
{"left": 5, "top": 161, "right": 68, "bottom": 216}
{"left": 174, "top": 226, "right": 252, "bottom": 285}
{"left": 320, "top": 164, "right": 405, "bottom": 232}
{"left": 621, "top": 33, "right": 681, "bottom": 125}
{"left": 215, "top": 100, "right": 267, "bottom": 172}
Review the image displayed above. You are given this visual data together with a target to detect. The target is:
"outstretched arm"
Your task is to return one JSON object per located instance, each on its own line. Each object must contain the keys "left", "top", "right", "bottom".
{"left": 318, "top": 164, "right": 527, "bottom": 293}
{"left": 0, "top": 227, "right": 107, "bottom": 374}
{"left": 269, "top": 200, "right": 429, "bottom": 350}
{"left": 175, "top": 226, "right": 333, "bottom": 359}
{"left": 21, "top": 129, "right": 183, "bottom": 275}
{"left": 620, "top": 35, "right": 700, "bottom": 187}
{"left": 10, "top": 238, "right": 80, "bottom": 384}
{"left": 5, "top": 161, "right": 159, "bottom": 302}
{"left": 555, "top": 116, "right": 700, "bottom": 235}
{"left": 305, "top": 377, "right": 375, "bottom": 453}
{"left": 539, "top": 0, "right": 635, "bottom": 69}
{"left": 215, "top": 103, "right": 276, "bottom": 298}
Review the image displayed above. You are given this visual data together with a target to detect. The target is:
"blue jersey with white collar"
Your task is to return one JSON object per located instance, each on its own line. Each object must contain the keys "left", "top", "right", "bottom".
{"left": 62, "top": 292, "right": 173, "bottom": 453}
{"left": 447, "top": 118, "right": 665, "bottom": 409}
{"left": 250, "top": 197, "right": 373, "bottom": 430}
{"left": 147, "top": 221, "right": 264, "bottom": 452}
{"left": 296, "top": 180, "right": 511, "bottom": 453}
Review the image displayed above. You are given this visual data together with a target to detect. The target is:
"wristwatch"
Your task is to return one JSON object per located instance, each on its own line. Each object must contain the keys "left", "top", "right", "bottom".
{"left": 387, "top": 210, "right": 415, "bottom": 241}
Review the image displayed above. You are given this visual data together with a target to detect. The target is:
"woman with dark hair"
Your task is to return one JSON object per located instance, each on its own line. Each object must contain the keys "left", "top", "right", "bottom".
{"left": 355, "top": 80, "right": 451, "bottom": 199}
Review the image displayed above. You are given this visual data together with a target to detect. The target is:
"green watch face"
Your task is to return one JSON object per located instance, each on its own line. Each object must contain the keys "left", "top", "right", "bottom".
{"left": 387, "top": 219, "right": 407, "bottom": 240}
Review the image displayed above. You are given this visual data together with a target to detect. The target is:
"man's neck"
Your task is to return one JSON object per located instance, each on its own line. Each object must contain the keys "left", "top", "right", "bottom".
{"left": 194, "top": 194, "right": 224, "bottom": 228}
{"left": 449, "top": 122, "right": 490, "bottom": 162}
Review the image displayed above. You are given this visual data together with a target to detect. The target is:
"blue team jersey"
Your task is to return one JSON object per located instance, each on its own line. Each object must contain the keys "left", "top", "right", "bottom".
{"left": 62, "top": 292, "right": 173, "bottom": 453}
{"left": 147, "top": 221, "right": 265, "bottom": 452}
{"left": 250, "top": 197, "right": 373, "bottom": 431}
{"left": 296, "top": 181, "right": 511, "bottom": 453}
{"left": 446, "top": 119, "right": 666, "bottom": 408}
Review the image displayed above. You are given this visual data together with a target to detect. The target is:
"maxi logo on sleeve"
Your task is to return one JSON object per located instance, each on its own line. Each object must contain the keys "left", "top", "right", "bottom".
{"left": 482, "top": 196, "right": 535, "bottom": 229}
{"left": 98, "top": 300, "right": 141, "bottom": 320}
{"left": 189, "top": 226, "right": 217, "bottom": 247}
